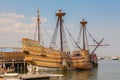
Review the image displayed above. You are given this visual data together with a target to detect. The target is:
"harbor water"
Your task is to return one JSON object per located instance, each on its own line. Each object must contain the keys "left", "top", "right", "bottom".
{"left": 14, "top": 60, "right": 120, "bottom": 80}
{"left": 49, "top": 60, "right": 120, "bottom": 80}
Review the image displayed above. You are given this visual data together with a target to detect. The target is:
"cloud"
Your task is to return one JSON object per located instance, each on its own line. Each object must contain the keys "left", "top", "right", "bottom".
{"left": 0, "top": 18, "right": 17, "bottom": 25}
{"left": 0, "top": 12, "right": 25, "bottom": 28}
{"left": 0, "top": 12, "right": 25, "bottom": 19}
{"left": 41, "top": 18, "right": 47, "bottom": 22}
{"left": 0, "top": 12, "right": 50, "bottom": 47}
{"left": 0, "top": 21, "right": 36, "bottom": 34}
{"left": 0, "top": 12, "right": 48, "bottom": 34}
{"left": 14, "top": 23, "right": 36, "bottom": 34}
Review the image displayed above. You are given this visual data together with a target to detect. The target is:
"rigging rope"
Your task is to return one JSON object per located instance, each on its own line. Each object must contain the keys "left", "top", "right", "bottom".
{"left": 41, "top": 24, "right": 51, "bottom": 40}
{"left": 63, "top": 23, "right": 81, "bottom": 50}
{"left": 49, "top": 18, "right": 59, "bottom": 49}
{"left": 33, "top": 21, "right": 44, "bottom": 46}
{"left": 86, "top": 28, "right": 99, "bottom": 44}
{"left": 34, "top": 22, "right": 38, "bottom": 40}
{"left": 40, "top": 22, "right": 59, "bottom": 49}
{"left": 62, "top": 28, "right": 69, "bottom": 51}
{"left": 76, "top": 25, "right": 82, "bottom": 46}
{"left": 84, "top": 26, "right": 89, "bottom": 50}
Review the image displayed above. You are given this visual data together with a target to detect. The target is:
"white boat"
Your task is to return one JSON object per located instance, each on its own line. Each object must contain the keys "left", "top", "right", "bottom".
{"left": 112, "top": 57, "right": 119, "bottom": 60}
{"left": 4, "top": 72, "right": 19, "bottom": 77}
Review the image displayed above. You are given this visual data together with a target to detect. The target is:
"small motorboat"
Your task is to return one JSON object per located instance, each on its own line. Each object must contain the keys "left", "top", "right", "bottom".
{"left": 112, "top": 57, "right": 119, "bottom": 60}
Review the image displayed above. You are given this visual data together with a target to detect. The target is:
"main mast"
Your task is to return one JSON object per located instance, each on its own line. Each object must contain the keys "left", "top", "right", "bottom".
{"left": 56, "top": 10, "right": 66, "bottom": 52}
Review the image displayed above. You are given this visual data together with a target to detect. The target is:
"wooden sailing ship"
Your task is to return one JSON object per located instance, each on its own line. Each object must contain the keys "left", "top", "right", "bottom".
{"left": 22, "top": 10, "right": 103, "bottom": 70}
{"left": 22, "top": 10, "right": 69, "bottom": 70}
{"left": 71, "top": 19, "right": 104, "bottom": 69}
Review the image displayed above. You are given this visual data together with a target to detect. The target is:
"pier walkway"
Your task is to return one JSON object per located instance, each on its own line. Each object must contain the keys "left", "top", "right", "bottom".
{"left": 0, "top": 73, "right": 63, "bottom": 80}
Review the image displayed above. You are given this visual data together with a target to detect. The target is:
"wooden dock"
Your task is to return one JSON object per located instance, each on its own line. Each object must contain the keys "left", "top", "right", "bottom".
{"left": 0, "top": 73, "right": 63, "bottom": 80}
{"left": 0, "top": 52, "right": 26, "bottom": 73}
{"left": 18, "top": 74, "right": 50, "bottom": 80}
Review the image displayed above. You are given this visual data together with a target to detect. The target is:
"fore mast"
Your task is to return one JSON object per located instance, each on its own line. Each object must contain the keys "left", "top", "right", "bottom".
{"left": 37, "top": 9, "right": 41, "bottom": 44}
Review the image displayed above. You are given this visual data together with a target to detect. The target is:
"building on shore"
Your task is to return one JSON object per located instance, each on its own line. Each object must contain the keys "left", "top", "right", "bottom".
{"left": 0, "top": 52, "right": 26, "bottom": 73}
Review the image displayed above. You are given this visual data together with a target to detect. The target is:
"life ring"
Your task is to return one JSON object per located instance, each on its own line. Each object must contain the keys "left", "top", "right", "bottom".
{"left": 32, "top": 66, "right": 36, "bottom": 71}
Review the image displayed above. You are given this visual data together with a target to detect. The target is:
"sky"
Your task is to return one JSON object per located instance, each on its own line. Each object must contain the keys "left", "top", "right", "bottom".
{"left": 0, "top": 0, "right": 120, "bottom": 57}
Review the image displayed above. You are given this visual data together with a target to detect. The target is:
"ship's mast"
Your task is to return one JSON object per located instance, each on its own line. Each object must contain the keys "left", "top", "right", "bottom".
{"left": 37, "top": 9, "right": 41, "bottom": 44}
{"left": 56, "top": 10, "right": 66, "bottom": 52}
{"left": 80, "top": 19, "right": 87, "bottom": 50}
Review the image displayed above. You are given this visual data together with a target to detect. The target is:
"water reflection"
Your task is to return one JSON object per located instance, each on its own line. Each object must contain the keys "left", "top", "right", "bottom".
{"left": 61, "top": 68, "right": 98, "bottom": 80}
{"left": 88, "top": 68, "right": 98, "bottom": 80}
{"left": 17, "top": 60, "right": 120, "bottom": 80}
{"left": 48, "top": 68, "right": 98, "bottom": 80}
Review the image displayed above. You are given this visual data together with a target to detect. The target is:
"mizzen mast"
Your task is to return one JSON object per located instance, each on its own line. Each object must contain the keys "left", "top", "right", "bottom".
{"left": 80, "top": 19, "right": 88, "bottom": 50}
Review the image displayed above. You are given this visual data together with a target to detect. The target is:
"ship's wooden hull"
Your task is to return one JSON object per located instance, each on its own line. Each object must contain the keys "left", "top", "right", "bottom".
{"left": 25, "top": 55, "right": 62, "bottom": 68}
{"left": 22, "top": 38, "right": 97, "bottom": 70}
{"left": 25, "top": 55, "right": 94, "bottom": 70}
{"left": 71, "top": 58, "right": 93, "bottom": 69}
{"left": 24, "top": 54, "right": 96, "bottom": 70}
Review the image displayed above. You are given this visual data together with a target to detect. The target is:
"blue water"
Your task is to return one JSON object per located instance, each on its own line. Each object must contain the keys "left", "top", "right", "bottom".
{"left": 18, "top": 60, "right": 120, "bottom": 80}
{"left": 96, "top": 60, "right": 120, "bottom": 80}
{"left": 49, "top": 60, "right": 120, "bottom": 80}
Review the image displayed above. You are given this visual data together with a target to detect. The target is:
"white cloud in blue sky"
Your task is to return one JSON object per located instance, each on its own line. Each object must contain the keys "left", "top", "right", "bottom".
{"left": 0, "top": 0, "right": 120, "bottom": 56}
